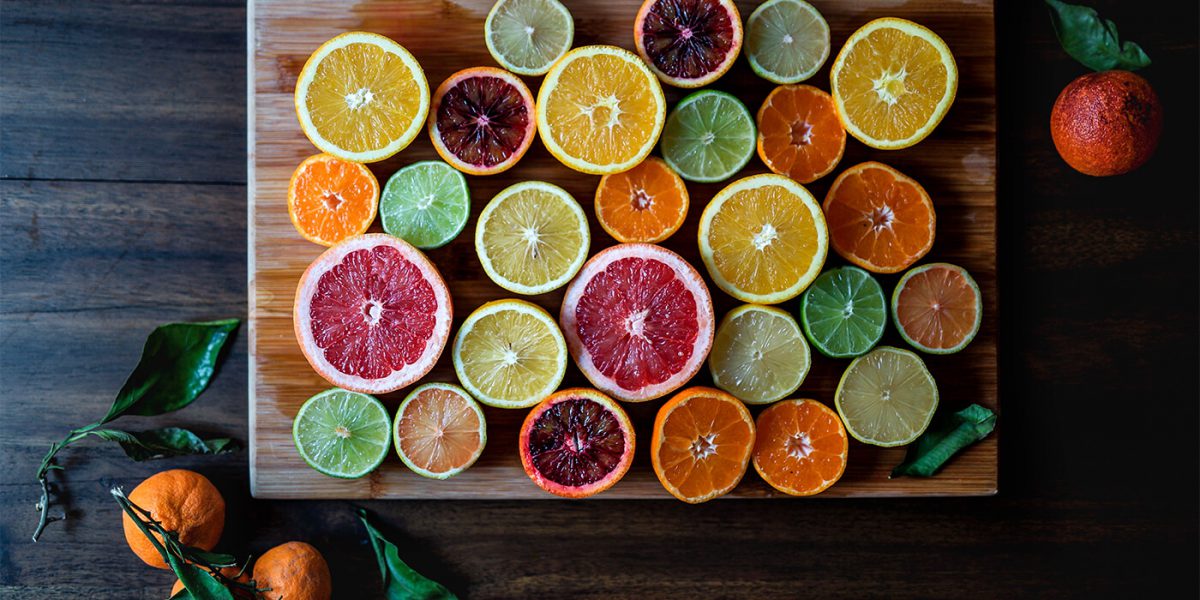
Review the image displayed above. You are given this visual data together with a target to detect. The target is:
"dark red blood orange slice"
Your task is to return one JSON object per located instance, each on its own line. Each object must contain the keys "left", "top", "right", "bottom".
{"left": 294, "top": 234, "right": 452, "bottom": 394}
{"left": 429, "top": 67, "right": 536, "bottom": 175}
{"left": 560, "top": 243, "right": 714, "bottom": 402}
{"left": 634, "top": 0, "right": 743, "bottom": 88}
{"left": 519, "top": 388, "right": 636, "bottom": 498}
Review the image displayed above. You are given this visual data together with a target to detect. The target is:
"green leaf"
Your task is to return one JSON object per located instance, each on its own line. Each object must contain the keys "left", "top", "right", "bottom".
{"left": 891, "top": 404, "right": 997, "bottom": 478}
{"left": 90, "top": 427, "right": 239, "bottom": 462}
{"left": 101, "top": 319, "right": 239, "bottom": 424}
{"left": 169, "top": 590, "right": 195, "bottom": 600}
{"left": 358, "top": 509, "right": 457, "bottom": 600}
{"left": 1045, "top": 0, "right": 1151, "bottom": 71}
{"left": 167, "top": 553, "right": 235, "bottom": 600}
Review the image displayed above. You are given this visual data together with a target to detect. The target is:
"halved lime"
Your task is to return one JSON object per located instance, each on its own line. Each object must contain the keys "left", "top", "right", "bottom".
{"left": 800, "top": 266, "right": 887, "bottom": 358}
{"left": 661, "top": 90, "right": 756, "bottom": 183}
{"left": 835, "top": 346, "right": 938, "bottom": 447}
{"left": 292, "top": 388, "right": 392, "bottom": 478}
{"left": 709, "top": 304, "right": 811, "bottom": 405}
{"left": 380, "top": 160, "right": 470, "bottom": 249}
{"left": 484, "top": 0, "right": 574, "bottom": 76}
{"left": 745, "top": 0, "right": 830, "bottom": 84}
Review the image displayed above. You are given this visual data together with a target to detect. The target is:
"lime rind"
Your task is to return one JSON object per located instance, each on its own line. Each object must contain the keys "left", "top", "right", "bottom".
{"left": 292, "top": 388, "right": 392, "bottom": 479}
{"left": 662, "top": 90, "right": 756, "bottom": 183}
{"left": 892, "top": 262, "right": 983, "bottom": 355}
{"left": 485, "top": 0, "right": 574, "bottom": 76}
{"left": 709, "top": 304, "right": 811, "bottom": 405}
{"left": 834, "top": 346, "right": 938, "bottom": 447}
{"left": 800, "top": 266, "right": 887, "bottom": 358}
{"left": 380, "top": 161, "right": 470, "bottom": 249}
{"left": 746, "top": 0, "right": 830, "bottom": 84}
{"left": 393, "top": 382, "right": 487, "bottom": 480}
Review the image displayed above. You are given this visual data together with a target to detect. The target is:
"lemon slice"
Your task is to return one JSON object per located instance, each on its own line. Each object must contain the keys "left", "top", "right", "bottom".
{"left": 835, "top": 346, "right": 939, "bottom": 446}
{"left": 475, "top": 181, "right": 590, "bottom": 295}
{"left": 452, "top": 299, "right": 568, "bottom": 409}
{"left": 485, "top": 0, "right": 574, "bottom": 76}
{"left": 709, "top": 304, "right": 811, "bottom": 405}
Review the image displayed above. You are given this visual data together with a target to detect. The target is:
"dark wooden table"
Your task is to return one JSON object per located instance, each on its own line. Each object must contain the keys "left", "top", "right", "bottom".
{"left": 1, "top": 1, "right": 1196, "bottom": 597}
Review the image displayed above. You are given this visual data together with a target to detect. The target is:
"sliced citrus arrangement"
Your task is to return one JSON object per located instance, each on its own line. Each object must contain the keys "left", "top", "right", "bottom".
{"left": 293, "top": 234, "right": 452, "bottom": 394}
{"left": 594, "top": 156, "right": 689, "bottom": 244}
{"left": 633, "top": 0, "right": 743, "bottom": 88}
{"left": 753, "top": 398, "right": 848, "bottom": 496}
{"left": 651, "top": 387, "right": 755, "bottom": 503}
{"left": 452, "top": 299, "right": 567, "bottom": 409}
{"left": 295, "top": 32, "right": 429, "bottom": 163}
{"left": 519, "top": 388, "right": 635, "bottom": 498}
{"left": 380, "top": 160, "right": 470, "bottom": 249}
{"left": 698, "top": 173, "right": 828, "bottom": 304}
{"left": 830, "top": 18, "right": 957, "bottom": 149}
{"left": 835, "top": 346, "right": 938, "bottom": 447}
{"left": 661, "top": 90, "right": 756, "bottom": 183}
{"left": 745, "top": 0, "right": 830, "bottom": 84}
{"left": 287, "top": 154, "right": 379, "bottom": 247}
{"left": 393, "top": 382, "right": 487, "bottom": 479}
{"left": 709, "top": 304, "right": 811, "bottom": 405}
{"left": 824, "top": 161, "right": 935, "bottom": 274}
{"left": 485, "top": 0, "right": 574, "bottom": 76}
{"left": 537, "top": 45, "right": 666, "bottom": 174}
{"left": 561, "top": 244, "right": 715, "bottom": 403}
{"left": 756, "top": 84, "right": 846, "bottom": 184}
{"left": 800, "top": 266, "right": 886, "bottom": 359}
{"left": 475, "top": 181, "right": 590, "bottom": 295}
{"left": 292, "top": 388, "right": 392, "bottom": 479}
{"left": 429, "top": 67, "right": 536, "bottom": 176}
{"left": 892, "top": 263, "right": 982, "bottom": 354}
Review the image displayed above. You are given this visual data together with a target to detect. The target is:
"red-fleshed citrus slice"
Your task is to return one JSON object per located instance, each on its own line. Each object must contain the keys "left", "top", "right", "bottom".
{"left": 560, "top": 243, "right": 714, "bottom": 403}
{"left": 634, "top": 0, "right": 743, "bottom": 88}
{"left": 429, "top": 67, "right": 537, "bottom": 176}
{"left": 519, "top": 388, "right": 635, "bottom": 498}
{"left": 892, "top": 262, "right": 982, "bottom": 354}
{"left": 293, "top": 234, "right": 452, "bottom": 394}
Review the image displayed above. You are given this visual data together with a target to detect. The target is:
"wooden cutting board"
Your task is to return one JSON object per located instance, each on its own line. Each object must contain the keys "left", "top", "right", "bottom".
{"left": 249, "top": 0, "right": 997, "bottom": 499}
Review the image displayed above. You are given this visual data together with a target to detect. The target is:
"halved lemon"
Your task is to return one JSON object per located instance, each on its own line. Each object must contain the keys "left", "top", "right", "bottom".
{"left": 452, "top": 299, "right": 568, "bottom": 409}
{"left": 295, "top": 32, "right": 430, "bottom": 163}
{"left": 475, "top": 181, "right": 590, "bottom": 295}
{"left": 709, "top": 304, "right": 811, "bottom": 405}
{"left": 835, "top": 346, "right": 938, "bottom": 446}
{"left": 697, "top": 174, "right": 828, "bottom": 304}
{"left": 830, "top": 18, "right": 957, "bottom": 150}
{"left": 536, "top": 45, "right": 666, "bottom": 174}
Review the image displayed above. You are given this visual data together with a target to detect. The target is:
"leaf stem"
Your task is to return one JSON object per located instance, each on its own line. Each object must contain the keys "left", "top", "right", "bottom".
{"left": 31, "top": 426, "right": 94, "bottom": 542}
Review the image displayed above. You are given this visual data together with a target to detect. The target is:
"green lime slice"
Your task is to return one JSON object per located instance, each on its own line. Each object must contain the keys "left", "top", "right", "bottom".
{"left": 800, "top": 266, "right": 887, "bottom": 358}
{"left": 661, "top": 90, "right": 756, "bottom": 183}
{"left": 746, "top": 0, "right": 831, "bottom": 84}
{"left": 485, "top": 0, "right": 574, "bottom": 76}
{"left": 292, "top": 388, "right": 392, "bottom": 479}
{"left": 380, "top": 160, "right": 470, "bottom": 249}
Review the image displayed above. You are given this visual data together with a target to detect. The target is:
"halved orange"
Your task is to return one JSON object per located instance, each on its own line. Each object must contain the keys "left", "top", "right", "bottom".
{"left": 752, "top": 398, "right": 847, "bottom": 496}
{"left": 756, "top": 84, "right": 846, "bottom": 184}
{"left": 823, "top": 161, "right": 935, "bottom": 274}
{"left": 287, "top": 154, "right": 379, "bottom": 246}
{"left": 594, "top": 156, "right": 689, "bottom": 243}
{"left": 651, "top": 387, "right": 755, "bottom": 503}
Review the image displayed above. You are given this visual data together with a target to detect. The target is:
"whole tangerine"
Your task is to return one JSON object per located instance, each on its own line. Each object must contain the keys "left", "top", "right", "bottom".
{"left": 122, "top": 469, "right": 225, "bottom": 570}
{"left": 1050, "top": 70, "right": 1162, "bottom": 176}
{"left": 252, "top": 541, "right": 332, "bottom": 600}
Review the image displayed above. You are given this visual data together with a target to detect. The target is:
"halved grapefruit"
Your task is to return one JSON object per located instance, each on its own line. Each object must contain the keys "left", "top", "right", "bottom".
{"left": 634, "top": 0, "right": 743, "bottom": 88}
{"left": 519, "top": 388, "right": 635, "bottom": 498}
{"left": 429, "top": 67, "right": 536, "bottom": 176}
{"left": 293, "top": 234, "right": 452, "bottom": 394}
{"left": 560, "top": 244, "right": 714, "bottom": 403}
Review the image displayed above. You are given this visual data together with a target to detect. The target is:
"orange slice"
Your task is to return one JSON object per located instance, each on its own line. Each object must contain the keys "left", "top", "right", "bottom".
{"left": 651, "top": 387, "right": 755, "bottom": 503}
{"left": 393, "top": 383, "right": 487, "bottom": 479}
{"left": 823, "top": 161, "right": 935, "bottom": 274}
{"left": 756, "top": 84, "right": 846, "bottom": 184}
{"left": 594, "top": 156, "right": 689, "bottom": 243}
{"left": 752, "top": 398, "right": 847, "bottom": 496}
{"left": 287, "top": 154, "right": 379, "bottom": 246}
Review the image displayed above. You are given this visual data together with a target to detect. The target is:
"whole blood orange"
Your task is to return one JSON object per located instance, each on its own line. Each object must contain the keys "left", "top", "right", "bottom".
{"left": 122, "top": 469, "right": 224, "bottom": 570}
{"left": 651, "top": 387, "right": 755, "bottom": 503}
{"left": 293, "top": 234, "right": 452, "bottom": 394}
{"left": 1050, "top": 70, "right": 1162, "bottom": 176}
{"left": 823, "top": 162, "right": 935, "bottom": 274}
{"left": 752, "top": 398, "right": 848, "bottom": 496}
{"left": 429, "top": 67, "right": 536, "bottom": 176}
{"left": 519, "top": 388, "right": 636, "bottom": 498}
{"left": 253, "top": 541, "right": 332, "bottom": 600}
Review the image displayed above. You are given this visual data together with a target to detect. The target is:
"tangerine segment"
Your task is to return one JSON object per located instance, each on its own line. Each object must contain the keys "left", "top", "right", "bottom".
{"left": 519, "top": 388, "right": 636, "bottom": 498}
{"left": 756, "top": 85, "right": 846, "bottom": 184}
{"left": 429, "top": 67, "right": 536, "bottom": 175}
{"left": 394, "top": 383, "right": 487, "bottom": 479}
{"left": 288, "top": 154, "right": 379, "bottom": 246}
{"left": 752, "top": 398, "right": 847, "bottom": 496}
{"left": 594, "top": 156, "right": 689, "bottom": 243}
{"left": 823, "top": 161, "right": 935, "bottom": 274}
{"left": 892, "top": 263, "right": 981, "bottom": 354}
{"left": 652, "top": 387, "right": 755, "bottom": 503}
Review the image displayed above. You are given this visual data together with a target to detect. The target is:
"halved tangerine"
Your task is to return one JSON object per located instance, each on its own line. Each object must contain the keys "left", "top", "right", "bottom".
{"left": 519, "top": 388, "right": 635, "bottom": 498}
{"left": 634, "top": 0, "right": 743, "bottom": 88}
{"left": 752, "top": 398, "right": 848, "bottom": 496}
{"left": 823, "top": 161, "right": 935, "bottom": 274}
{"left": 651, "top": 386, "right": 755, "bottom": 503}
{"left": 429, "top": 67, "right": 536, "bottom": 176}
{"left": 594, "top": 156, "right": 689, "bottom": 244}
{"left": 756, "top": 85, "right": 846, "bottom": 184}
{"left": 288, "top": 154, "right": 379, "bottom": 247}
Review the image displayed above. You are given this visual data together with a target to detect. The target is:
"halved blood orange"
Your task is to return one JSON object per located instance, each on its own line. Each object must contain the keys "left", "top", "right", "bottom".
{"left": 892, "top": 262, "right": 982, "bottom": 354}
{"left": 288, "top": 154, "right": 379, "bottom": 247}
{"left": 429, "top": 67, "right": 536, "bottom": 176}
{"left": 651, "top": 387, "right": 755, "bottom": 503}
{"left": 519, "top": 388, "right": 635, "bottom": 498}
{"left": 756, "top": 85, "right": 846, "bottom": 184}
{"left": 823, "top": 161, "right": 935, "bottom": 274}
{"left": 560, "top": 244, "right": 715, "bottom": 403}
{"left": 594, "top": 156, "right": 689, "bottom": 244}
{"left": 634, "top": 0, "right": 743, "bottom": 88}
{"left": 752, "top": 398, "right": 847, "bottom": 496}
{"left": 293, "top": 234, "right": 452, "bottom": 394}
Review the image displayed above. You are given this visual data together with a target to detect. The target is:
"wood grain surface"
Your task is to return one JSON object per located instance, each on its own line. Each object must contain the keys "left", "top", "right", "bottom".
{"left": 250, "top": 0, "right": 998, "bottom": 499}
